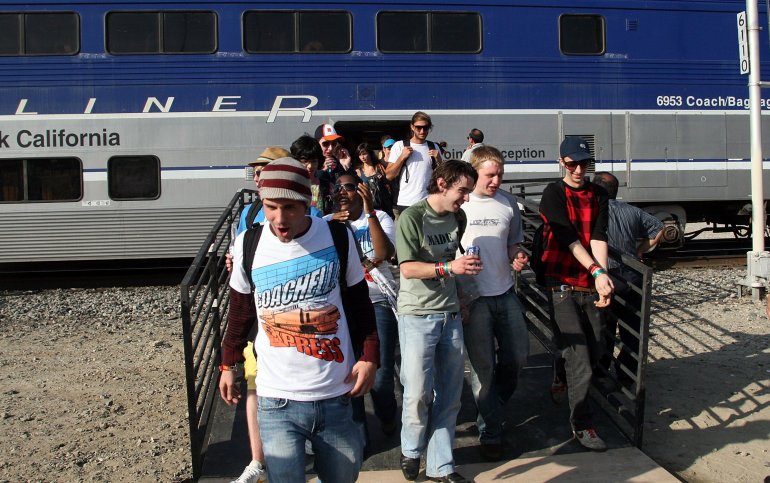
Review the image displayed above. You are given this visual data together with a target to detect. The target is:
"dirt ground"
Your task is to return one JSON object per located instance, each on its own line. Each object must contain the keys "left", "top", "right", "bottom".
{"left": 0, "top": 267, "right": 768, "bottom": 482}
{"left": 642, "top": 269, "right": 770, "bottom": 482}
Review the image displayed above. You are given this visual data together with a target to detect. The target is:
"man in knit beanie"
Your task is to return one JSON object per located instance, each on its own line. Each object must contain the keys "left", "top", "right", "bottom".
{"left": 221, "top": 157, "right": 379, "bottom": 483}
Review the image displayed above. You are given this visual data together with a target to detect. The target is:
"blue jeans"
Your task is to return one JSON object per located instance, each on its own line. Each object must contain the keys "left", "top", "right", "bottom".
{"left": 398, "top": 312, "right": 465, "bottom": 478}
{"left": 371, "top": 301, "right": 399, "bottom": 423}
{"left": 258, "top": 395, "right": 363, "bottom": 483}
{"left": 550, "top": 290, "right": 607, "bottom": 431}
{"left": 464, "top": 290, "right": 529, "bottom": 444}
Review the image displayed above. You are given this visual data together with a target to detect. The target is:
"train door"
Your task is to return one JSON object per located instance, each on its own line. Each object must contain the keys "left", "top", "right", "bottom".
{"left": 334, "top": 120, "right": 412, "bottom": 160}
{"left": 627, "top": 113, "right": 679, "bottom": 190}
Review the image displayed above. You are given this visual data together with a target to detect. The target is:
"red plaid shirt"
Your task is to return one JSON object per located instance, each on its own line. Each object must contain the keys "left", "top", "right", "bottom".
{"left": 539, "top": 179, "right": 608, "bottom": 288}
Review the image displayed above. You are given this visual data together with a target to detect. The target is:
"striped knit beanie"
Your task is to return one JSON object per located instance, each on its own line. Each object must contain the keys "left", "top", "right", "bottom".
{"left": 257, "top": 157, "right": 312, "bottom": 204}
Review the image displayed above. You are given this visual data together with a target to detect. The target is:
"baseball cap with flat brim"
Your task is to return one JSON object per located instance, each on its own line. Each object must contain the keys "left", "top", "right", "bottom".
{"left": 314, "top": 123, "right": 344, "bottom": 142}
{"left": 559, "top": 136, "right": 593, "bottom": 162}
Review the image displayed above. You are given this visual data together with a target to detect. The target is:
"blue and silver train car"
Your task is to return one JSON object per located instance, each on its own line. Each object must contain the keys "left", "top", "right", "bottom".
{"left": 0, "top": 0, "right": 767, "bottom": 264}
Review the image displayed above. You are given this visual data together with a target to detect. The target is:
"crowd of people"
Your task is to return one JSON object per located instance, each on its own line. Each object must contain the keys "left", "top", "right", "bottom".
{"left": 217, "top": 111, "right": 662, "bottom": 483}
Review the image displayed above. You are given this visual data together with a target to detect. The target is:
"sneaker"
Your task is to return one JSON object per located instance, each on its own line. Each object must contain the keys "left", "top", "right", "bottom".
{"left": 573, "top": 429, "right": 607, "bottom": 452}
{"left": 232, "top": 461, "right": 267, "bottom": 483}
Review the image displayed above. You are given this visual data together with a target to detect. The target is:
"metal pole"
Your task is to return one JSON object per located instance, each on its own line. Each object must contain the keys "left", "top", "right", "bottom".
{"left": 748, "top": 0, "right": 765, "bottom": 254}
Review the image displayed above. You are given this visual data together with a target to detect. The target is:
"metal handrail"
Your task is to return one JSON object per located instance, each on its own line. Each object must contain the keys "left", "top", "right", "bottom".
{"left": 180, "top": 189, "right": 257, "bottom": 480}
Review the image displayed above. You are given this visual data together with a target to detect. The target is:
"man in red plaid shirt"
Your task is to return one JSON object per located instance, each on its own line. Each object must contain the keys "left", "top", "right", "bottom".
{"left": 538, "top": 136, "right": 614, "bottom": 451}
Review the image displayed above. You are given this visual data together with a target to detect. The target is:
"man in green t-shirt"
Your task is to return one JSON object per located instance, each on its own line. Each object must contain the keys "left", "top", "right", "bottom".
{"left": 395, "top": 160, "right": 481, "bottom": 483}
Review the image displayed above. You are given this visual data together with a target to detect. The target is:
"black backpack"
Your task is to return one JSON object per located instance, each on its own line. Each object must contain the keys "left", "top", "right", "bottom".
{"left": 392, "top": 139, "right": 439, "bottom": 206}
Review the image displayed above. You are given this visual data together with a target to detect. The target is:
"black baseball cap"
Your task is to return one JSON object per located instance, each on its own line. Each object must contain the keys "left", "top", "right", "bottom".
{"left": 560, "top": 136, "right": 593, "bottom": 162}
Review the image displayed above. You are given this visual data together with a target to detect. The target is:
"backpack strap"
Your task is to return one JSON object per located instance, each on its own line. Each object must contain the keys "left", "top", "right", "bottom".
{"left": 327, "top": 220, "right": 351, "bottom": 290}
{"left": 245, "top": 198, "right": 263, "bottom": 229}
{"left": 242, "top": 223, "right": 265, "bottom": 293}
{"left": 455, "top": 210, "right": 467, "bottom": 254}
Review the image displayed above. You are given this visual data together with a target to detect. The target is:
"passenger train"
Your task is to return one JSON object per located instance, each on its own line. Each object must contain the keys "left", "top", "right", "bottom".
{"left": 1, "top": 0, "right": 768, "bottom": 264}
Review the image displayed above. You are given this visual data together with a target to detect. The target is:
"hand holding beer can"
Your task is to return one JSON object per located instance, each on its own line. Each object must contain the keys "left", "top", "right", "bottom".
{"left": 466, "top": 245, "right": 480, "bottom": 268}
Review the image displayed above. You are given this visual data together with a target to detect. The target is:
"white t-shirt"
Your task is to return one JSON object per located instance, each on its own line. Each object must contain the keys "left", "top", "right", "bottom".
{"left": 460, "top": 191, "right": 524, "bottom": 297}
{"left": 461, "top": 142, "right": 484, "bottom": 162}
{"left": 230, "top": 217, "right": 365, "bottom": 401}
{"left": 387, "top": 140, "right": 433, "bottom": 206}
{"left": 324, "top": 210, "right": 396, "bottom": 303}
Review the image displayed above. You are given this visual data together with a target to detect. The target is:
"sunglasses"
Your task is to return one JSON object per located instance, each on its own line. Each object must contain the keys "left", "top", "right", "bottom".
{"left": 321, "top": 140, "right": 339, "bottom": 148}
{"left": 563, "top": 159, "right": 590, "bottom": 171}
{"left": 413, "top": 124, "right": 430, "bottom": 131}
{"left": 333, "top": 182, "right": 357, "bottom": 193}
{"left": 253, "top": 168, "right": 263, "bottom": 176}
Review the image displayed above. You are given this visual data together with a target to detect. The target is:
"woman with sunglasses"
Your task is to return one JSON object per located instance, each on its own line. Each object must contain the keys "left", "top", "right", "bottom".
{"left": 356, "top": 142, "right": 394, "bottom": 219}
{"left": 325, "top": 173, "right": 400, "bottom": 439}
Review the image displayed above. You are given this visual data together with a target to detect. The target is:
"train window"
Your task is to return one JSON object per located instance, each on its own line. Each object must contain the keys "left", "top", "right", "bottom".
{"left": 243, "top": 11, "right": 351, "bottom": 53}
{"left": 559, "top": 14, "right": 605, "bottom": 55}
{"left": 0, "top": 158, "right": 82, "bottom": 202}
{"left": 108, "top": 156, "right": 160, "bottom": 200}
{"left": 377, "top": 12, "right": 481, "bottom": 53}
{"left": 107, "top": 11, "right": 216, "bottom": 54}
{"left": 431, "top": 13, "right": 481, "bottom": 53}
{"left": 0, "top": 12, "right": 79, "bottom": 56}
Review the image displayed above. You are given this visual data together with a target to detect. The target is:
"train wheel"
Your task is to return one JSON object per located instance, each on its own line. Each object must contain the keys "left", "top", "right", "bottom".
{"left": 734, "top": 225, "right": 750, "bottom": 238}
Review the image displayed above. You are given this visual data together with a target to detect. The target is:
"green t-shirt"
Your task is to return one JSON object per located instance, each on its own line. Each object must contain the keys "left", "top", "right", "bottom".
{"left": 396, "top": 199, "right": 460, "bottom": 315}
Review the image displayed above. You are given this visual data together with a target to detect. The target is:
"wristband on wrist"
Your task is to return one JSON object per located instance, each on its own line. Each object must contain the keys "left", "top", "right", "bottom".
{"left": 435, "top": 262, "right": 447, "bottom": 278}
{"left": 590, "top": 267, "right": 606, "bottom": 279}
{"left": 219, "top": 363, "right": 242, "bottom": 372}
{"left": 366, "top": 210, "right": 376, "bottom": 219}
{"left": 445, "top": 261, "right": 454, "bottom": 277}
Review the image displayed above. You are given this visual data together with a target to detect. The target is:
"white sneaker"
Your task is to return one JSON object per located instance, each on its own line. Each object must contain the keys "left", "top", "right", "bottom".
{"left": 231, "top": 461, "right": 267, "bottom": 483}
{"left": 573, "top": 428, "right": 607, "bottom": 452}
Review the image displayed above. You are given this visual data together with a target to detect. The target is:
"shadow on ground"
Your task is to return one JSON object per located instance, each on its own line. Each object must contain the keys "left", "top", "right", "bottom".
{"left": 642, "top": 270, "right": 770, "bottom": 481}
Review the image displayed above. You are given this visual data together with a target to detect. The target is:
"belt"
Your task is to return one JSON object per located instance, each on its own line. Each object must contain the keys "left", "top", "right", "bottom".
{"left": 548, "top": 284, "right": 597, "bottom": 293}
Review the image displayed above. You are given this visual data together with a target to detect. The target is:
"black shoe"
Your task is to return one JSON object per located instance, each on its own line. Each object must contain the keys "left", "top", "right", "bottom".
{"left": 400, "top": 454, "right": 420, "bottom": 481}
{"left": 479, "top": 441, "right": 504, "bottom": 461}
{"left": 429, "top": 472, "right": 470, "bottom": 482}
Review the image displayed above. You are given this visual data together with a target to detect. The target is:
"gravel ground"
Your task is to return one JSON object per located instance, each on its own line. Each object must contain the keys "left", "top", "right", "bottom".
{"left": 0, "top": 266, "right": 767, "bottom": 482}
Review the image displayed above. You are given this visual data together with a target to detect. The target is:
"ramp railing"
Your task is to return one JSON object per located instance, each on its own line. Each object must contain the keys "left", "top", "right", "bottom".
{"left": 514, "top": 192, "right": 652, "bottom": 447}
{"left": 180, "top": 189, "right": 256, "bottom": 480}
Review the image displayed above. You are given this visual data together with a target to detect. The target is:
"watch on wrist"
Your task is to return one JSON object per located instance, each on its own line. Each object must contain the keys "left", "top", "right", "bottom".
{"left": 366, "top": 210, "right": 377, "bottom": 218}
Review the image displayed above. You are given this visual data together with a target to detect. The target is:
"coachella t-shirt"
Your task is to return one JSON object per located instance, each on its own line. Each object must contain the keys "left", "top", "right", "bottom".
{"left": 230, "top": 217, "right": 364, "bottom": 401}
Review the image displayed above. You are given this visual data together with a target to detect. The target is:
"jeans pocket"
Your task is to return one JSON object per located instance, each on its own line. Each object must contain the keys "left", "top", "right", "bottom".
{"left": 552, "top": 291, "right": 571, "bottom": 307}
{"left": 259, "top": 397, "right": 289, "bottom": 411}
